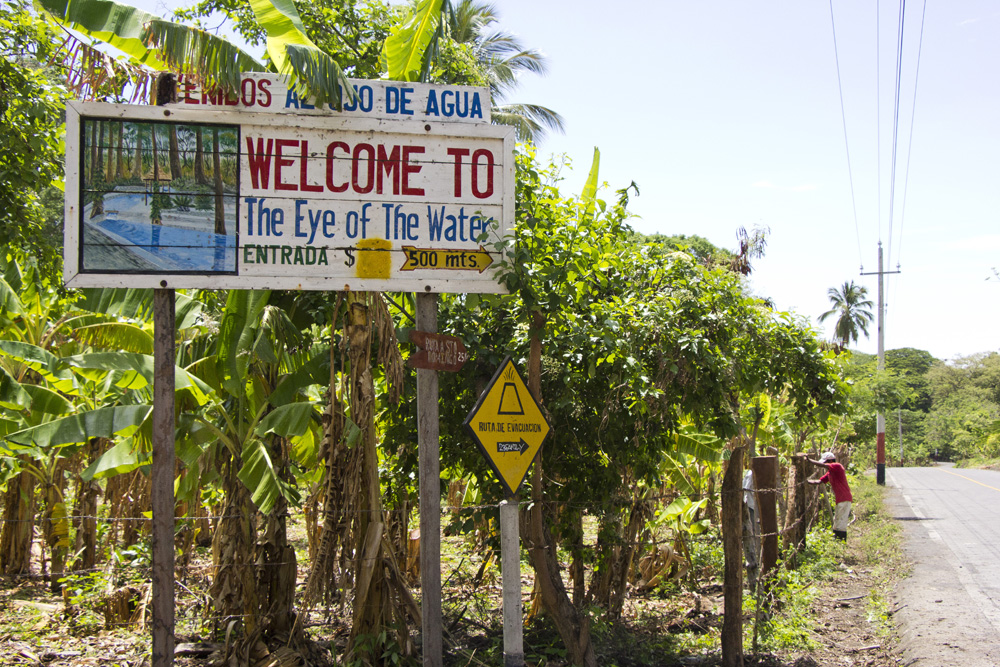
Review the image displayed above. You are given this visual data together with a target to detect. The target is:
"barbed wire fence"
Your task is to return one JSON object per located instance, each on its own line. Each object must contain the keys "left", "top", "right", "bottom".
{"left": 0, "top": 456, "right": 840, "bottom": 662}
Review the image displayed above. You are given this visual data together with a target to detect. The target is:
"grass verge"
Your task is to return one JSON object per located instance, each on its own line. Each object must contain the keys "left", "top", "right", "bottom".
{"left": 851, "top": 473, "right": 907, "bottom": 641}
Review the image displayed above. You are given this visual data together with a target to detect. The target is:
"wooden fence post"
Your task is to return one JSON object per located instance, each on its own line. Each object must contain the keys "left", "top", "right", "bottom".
{"left": 782, "top": 455, "right": 808, "bottom": 566}
{"left": 416, "top": 293, "right": 442, "bottom": 667}
{"left": 721, "top": 446, "right": 744, "bottom": 667}
{"left": 751, "top": 456, "right": 778, "bottom": 578}
{"left": 152, "top": 288, "right": 175, "bottom": 667}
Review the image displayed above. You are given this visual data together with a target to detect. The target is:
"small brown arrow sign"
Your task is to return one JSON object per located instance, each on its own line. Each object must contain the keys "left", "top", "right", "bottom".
{"left": 408, "top": 331, "right": 467, "bottom": 372}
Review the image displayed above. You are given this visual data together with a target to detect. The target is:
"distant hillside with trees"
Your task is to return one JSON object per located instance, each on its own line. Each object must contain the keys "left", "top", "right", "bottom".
{"left": 839, "top": 347, "right": 1000, "bottom": 467}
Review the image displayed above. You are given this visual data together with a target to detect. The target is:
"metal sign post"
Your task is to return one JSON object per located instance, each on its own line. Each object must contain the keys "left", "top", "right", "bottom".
{"left": 464, "top": 357, "right": 551, "bottom": 665}
{"left": 499, "top": 499, "right": 524, "bottom": 667}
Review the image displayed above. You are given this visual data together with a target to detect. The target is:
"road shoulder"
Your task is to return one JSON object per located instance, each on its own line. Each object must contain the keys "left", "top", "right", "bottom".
{"left": 885, "top": 478, "right": 1000, "bottom": 667}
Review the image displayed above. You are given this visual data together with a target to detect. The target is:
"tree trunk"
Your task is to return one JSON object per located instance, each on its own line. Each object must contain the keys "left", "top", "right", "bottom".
{"left": 133, "top": 124, "right": 143, "bottom": 180}
{"left": 751, "top": 456, "right": 779, "bottom": 579}
{"left": 212, "top": 128, "right": 226, "bottom": 235}
{"left": 105, "top": 124, "right": 114, "bottom": 185}
{"left": 116, "top": 121, "right": 127, "bottom": 181}
{"left": 90, "top": 120, "right": 98, "bottom": 183}
{"left": 209, "top": 451, "right": 259, "bottom": 636}
{"left": 567, "top": 509, "right": 584, "bottom": 607}
{"left": 150, "top": 126, "right": 161, "bottom": 225}
{"left": 106, "top": 470, "right": 149, "bottom": 549}
{"left": 303, "top": 321, "right": 353, "bottom": 612}
{"left": 42, "top": 462, "right": 69, "bottom": 593}
{"left": 194, "top": 128, "right": 208, "bottom": 185}
{"left": 346, "top": 295, "right": 392, "bottom": 659}
{"left": 0, "top": 465, "right": 35, "bottom": 576}
{"left": 525, "top": 311, "right": 596, "bottom": 667}
{"left": 256, "top": 436, "right": 297, "bottom": 639}
{"left": 782, "top": 454, "right": 809, "bottom": 565}
{"left": 97, "top": 121, "right": 105, "bottom": 180}
{"left": 721, "top": 446, "right": 745, "bottom": 667}
{"left": 151, "top": 125, "right": 159, "bottom": 185}
{"left": 90, "top": 122, "right": 105, "bottom": 218}
{"left": 586, "top": 494, "right": 646, "bottom": 619}
{"left": 72, "top": 439, "right": 103, "bottom": 572}
{"left": 168, "top": 127, "right": 182, "bottom": 180}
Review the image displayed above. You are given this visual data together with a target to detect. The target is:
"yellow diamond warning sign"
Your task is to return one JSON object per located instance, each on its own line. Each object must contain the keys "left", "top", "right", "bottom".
{"left": 464, "top": 356, "right": 551, "bottom": 497}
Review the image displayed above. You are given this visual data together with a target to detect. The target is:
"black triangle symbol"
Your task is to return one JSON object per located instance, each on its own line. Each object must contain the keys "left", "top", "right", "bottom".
{"left": 497, "top": 382, "right": 525, "bottom": 415}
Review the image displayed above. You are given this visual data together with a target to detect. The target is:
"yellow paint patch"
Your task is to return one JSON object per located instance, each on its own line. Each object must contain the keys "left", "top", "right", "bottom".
{"left": 355, "top": 238, "right": 392, "bottom": 279}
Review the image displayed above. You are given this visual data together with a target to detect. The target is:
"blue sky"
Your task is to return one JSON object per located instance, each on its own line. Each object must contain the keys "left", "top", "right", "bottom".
{"left": 490, "top": 1, "right": 1000, "bottom": 361}
{"left": 133, "top": 0, "right": 1000, "bottom": 360}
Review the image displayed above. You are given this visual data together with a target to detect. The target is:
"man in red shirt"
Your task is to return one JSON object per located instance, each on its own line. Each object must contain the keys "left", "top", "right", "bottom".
{"left": 807, "top": 451, "right": 853, "bottom": 541}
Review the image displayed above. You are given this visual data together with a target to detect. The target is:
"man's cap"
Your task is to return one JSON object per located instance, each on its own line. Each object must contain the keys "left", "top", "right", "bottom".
{"left": 820, "top": 451, "right": 836, "bottom": 463}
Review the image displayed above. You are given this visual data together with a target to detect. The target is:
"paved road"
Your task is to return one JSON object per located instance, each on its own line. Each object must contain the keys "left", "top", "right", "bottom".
{"left": 887, "top": 465, "right": 1000, "bottom": 666}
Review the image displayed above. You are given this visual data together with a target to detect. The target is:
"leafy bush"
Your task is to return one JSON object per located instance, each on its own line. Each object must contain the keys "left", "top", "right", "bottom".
{"left": 171, "top": 194, "right": 193, "bottom": 211}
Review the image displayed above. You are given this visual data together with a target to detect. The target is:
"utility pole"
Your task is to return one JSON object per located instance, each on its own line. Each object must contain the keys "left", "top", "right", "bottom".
{"left": 861, "top": 241, "right": 900, "bottom": 485}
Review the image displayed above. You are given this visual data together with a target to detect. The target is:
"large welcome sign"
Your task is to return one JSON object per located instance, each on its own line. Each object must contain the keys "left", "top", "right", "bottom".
{"left": 64, "top": 81, "right": 514, "bottom": 293}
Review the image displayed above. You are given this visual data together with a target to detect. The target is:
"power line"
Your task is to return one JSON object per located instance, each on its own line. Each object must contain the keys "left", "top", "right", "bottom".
{"left": 887, "top": 0, "right": 908, "bottom": 265}
{"left": 876, "top": 0, "right": 882, "bottom": 243}
{"left": 896, "top": 0, "right": 928, "bottom": 271}
{"left": 828, "top": 0, "right": 864, "bottom": 267}
{"left": 890, "top": 0, "right": 926, "bottom": 321}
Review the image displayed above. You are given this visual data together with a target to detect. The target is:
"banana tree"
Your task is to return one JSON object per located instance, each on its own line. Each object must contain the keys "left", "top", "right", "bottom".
{"left": 0, "top": 269, "right": 215, "bottom": 584}
{"left": 0, "top": 330, "right": 214, "bottom": 580}
{"left": 0, "top": 258, "right": 78, "bottom": 578}
{"left": 38, "top": 0, "right": 352, "bottom": 106}
{"left": 179, "top": 288, "right": 329, "bottom": 646}
{"left": 2, "top": 404, "right": 152, "bottom": 590}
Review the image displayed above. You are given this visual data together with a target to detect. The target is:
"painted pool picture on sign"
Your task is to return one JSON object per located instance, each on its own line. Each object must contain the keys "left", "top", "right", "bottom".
{"left": 79, "top": 118, "right": 239, "bottom": 274}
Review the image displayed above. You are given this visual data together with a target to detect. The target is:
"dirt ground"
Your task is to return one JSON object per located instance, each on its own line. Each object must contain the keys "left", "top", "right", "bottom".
{"left": 794, "top": 556, "right": 901, "bottom": 667}
{"left": 0, "top": 485, "right": 906, "bottom": 667}
{"left": 0, "top": 547, "right": 905, "bottom": 667}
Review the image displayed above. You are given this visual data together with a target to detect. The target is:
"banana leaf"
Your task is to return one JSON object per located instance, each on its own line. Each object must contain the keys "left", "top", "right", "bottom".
{"left": 64, "top": 352, "right": 212, "bottom": 406}
{"left": 671, "top": 427, "right": 724, "bottom": 462}
{"left": 0, "top": 366, "right": 31, "bottom": 412}
{"left": 5, "top": 404, "right": 151, "bottom": 450}
{"left": 77, "top": 288, "right": 206, "bottom": 331}
{"left": 581, "top": 147, "right": 601, "bottom": 204}
{"left": 0, "top": 277, "right": 23, "bottom": 315}
{"left": 268, "top": 346, "right": 330, "bottom": 406}
{"left": 254, "top": 402, "right": 317, "bottom": 439}
{"left": 238, "top": 436, "right": 301, "bottom": 515}
{"left": 383, "top": 0, "right": 444, "bottom": 82}
{"left": 216, "top": 290, "right": 270, "bottom": 397}
{"left": 246, "top": 0, "right": 352, "bottom": 108}
{"left": 36, "top": 0, "right": 171, "bottom": 70}
{"left": 81, "top": 439, "right": 149, "bottom": 480}
{"left": 23, "top": 385, "right": 74, "bottom": 416}
{"left": 72, "top": 322, "right": 154, "bottom": 355}
{"left": 0, "top": 340, "right": 74, "bottom": 391}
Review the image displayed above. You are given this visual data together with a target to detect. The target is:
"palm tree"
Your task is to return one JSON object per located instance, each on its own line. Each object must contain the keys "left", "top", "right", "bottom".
{"left": 386, "top": 0, "right": 564, "bottom": 142}
{"left": 446, "top": 0, "right": 564, "bottom": 142}
{"left": 819, "top": 281, "right": 874, "bottom": 350}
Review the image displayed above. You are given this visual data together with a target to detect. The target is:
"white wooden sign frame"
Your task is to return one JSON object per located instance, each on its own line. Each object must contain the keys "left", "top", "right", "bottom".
{"left": 64, "top": 101, "right": 515, "bottom": 293}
